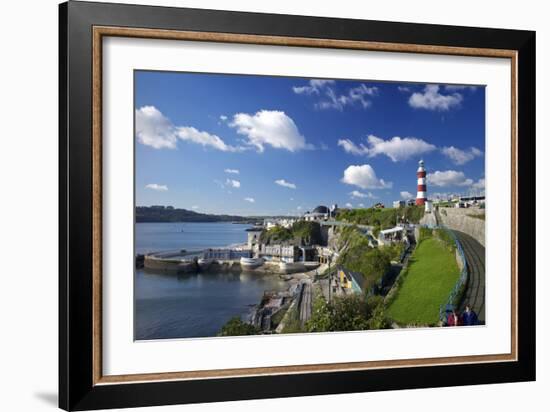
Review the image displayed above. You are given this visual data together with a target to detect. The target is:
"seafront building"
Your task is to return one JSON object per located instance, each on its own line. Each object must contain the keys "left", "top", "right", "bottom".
{"left": 246, "top": 226, "right": 263, "bottom": 250}
{"left": 303, "top": 204, "right": 338, "bottom": 221}
{"left": 202, "top": 248, "right": 252, "bottom": 260}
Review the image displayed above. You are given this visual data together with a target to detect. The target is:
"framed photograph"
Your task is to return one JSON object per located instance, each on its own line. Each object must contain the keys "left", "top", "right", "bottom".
{"left": 59, "top": 1, "right": 535, "bottom": 410}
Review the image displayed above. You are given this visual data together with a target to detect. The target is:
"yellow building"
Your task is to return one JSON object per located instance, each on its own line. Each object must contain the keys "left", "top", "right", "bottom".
{"left": 338, "top": 268, "right": 366, "bottom": 293}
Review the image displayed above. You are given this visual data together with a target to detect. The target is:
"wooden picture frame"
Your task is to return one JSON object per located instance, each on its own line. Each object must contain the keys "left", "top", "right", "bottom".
{"left": 59, "top": 1, "right": 535, "bottom": 410}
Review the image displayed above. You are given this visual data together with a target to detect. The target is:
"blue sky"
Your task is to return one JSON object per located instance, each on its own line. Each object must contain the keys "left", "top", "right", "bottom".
{"left": 135, "top": 71, "right": 485, "bottom": 216}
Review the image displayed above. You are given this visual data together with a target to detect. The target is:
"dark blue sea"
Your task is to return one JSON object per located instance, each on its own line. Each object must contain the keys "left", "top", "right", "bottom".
{"left": 135, "top": 222, "right": 286, "bottom": 340}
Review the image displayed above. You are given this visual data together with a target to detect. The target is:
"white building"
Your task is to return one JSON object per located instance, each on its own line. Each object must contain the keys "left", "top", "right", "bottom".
{"left": 246, "top": 227, "right": 263, "bottom": 250}
{"left": 378, "top": 226, "right": 406, "bottom": 246}
{"left": 303, "top": 205, "right": 330, "bottom": 221}
{"left": 425, "top": 200, "right": 434, "bottom": 213}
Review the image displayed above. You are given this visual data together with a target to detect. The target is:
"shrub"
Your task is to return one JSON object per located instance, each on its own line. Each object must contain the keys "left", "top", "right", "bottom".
{"left": 338, "top": 246, "right": 391, "bottom": 289}
{"left": 259, "top": 221, "right": 323, "bottom": 246}
{"left": 218, "top": 317, "right": 259, "bottom": 336}
{"left": 306, "top": 294, "right": 391, "bottom": 332}
{"left": 418, "top": 227, "right": 433, "bottom": 242}
{"left": 381, "top": 243, "right": 405, "bottom": 262}
{"left": 291, "top": 220, "right": 323, "bottom": 245}
{"left": 259, "top": 226, "right": 292, "bottom": 244}
{"left": 305, "top": 295, "right": 333, "bottom": 332}
{"left": 336, "top": 205, "right": 424, "bottom": 226}
{"left": 433, "top": 228, "right": 456, "bottom": 252}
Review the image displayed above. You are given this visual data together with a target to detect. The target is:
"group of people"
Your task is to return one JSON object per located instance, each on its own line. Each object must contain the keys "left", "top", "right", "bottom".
{"left": 446, "top": 304, "right": 479, "bottom": 326}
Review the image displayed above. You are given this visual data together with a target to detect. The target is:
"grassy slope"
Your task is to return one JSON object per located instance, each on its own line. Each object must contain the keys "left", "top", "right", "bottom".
{"left": 387, "top": 238, "right": 460, "bottom": 325}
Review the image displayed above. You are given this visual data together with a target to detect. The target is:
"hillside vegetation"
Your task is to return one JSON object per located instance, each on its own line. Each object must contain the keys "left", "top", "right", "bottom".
{"left": 259, "top": 221, "right": 323, "bottom": 246}
{"left": 336, "top": 206, "right": 424, "bottom": 233}
{"left": 335, "top": 226, "right": 391, "bottom": 290}
{"left": 136, "top": 205, "right": 260, "bottom": 223}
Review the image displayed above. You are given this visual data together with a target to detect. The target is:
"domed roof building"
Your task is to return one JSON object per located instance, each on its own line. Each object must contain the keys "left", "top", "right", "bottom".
{"left": 311, "top": 205, "right": 329, "bottom": 214}
{"left": 303, "top": 205, "right": 337, "bottom": 221}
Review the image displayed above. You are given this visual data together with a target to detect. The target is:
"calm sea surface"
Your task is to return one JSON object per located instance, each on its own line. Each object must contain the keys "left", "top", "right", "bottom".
{"left": 135, "top": 222, "right": 286, "bottom": 340}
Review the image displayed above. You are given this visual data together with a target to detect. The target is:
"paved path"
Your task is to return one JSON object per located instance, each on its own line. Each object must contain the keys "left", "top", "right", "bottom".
{"left": 298, "top": 283, "right": 313, "bottom": 326}
{"left": 453, "top": 230, "right": 486, "bottom": 323}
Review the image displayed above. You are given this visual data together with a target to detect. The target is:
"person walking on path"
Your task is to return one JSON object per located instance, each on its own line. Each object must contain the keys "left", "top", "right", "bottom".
{"left": 462, "top": 304, "right": 479, "bottom": 326}
{"left": 447, "top": 309, "right": 461, "bottom": 326}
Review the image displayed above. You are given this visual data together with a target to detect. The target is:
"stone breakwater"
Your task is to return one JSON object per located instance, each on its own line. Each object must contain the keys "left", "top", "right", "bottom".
{"left": 438, "top": 208, "right": 485, "bottom": 247}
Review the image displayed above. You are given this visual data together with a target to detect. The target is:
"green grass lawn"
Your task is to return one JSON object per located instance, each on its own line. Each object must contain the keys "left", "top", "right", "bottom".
{"left": 387, "top": 238, "right": 460, "bottom": 325}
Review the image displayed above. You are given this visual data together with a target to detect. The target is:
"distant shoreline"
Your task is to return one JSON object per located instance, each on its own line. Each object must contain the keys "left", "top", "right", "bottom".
{"left": 135, "top": 220, "right": 257, "bottom": 224}
{"left": 135, "top": 205, "right": 292, "bottom": 224}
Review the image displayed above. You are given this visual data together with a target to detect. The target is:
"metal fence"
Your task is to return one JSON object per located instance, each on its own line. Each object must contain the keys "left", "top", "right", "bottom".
{"left": 438, "top": 227, "right": 468, "bottom": 323}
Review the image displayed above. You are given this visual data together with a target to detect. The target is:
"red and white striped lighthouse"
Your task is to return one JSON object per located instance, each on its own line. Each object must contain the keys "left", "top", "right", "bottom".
{"left": 416, "top": 159, "right": 427, "bottom": 206}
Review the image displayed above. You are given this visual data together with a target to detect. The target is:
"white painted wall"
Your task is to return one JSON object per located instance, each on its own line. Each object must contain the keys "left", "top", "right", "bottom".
{"left": 0, "top": 1, "right": 547, "bottom": 411}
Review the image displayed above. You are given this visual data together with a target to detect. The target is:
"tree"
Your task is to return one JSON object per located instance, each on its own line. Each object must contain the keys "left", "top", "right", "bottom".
{"left": 330, "top": 295, "right": 370, "bottom": 331}
{"left": 380, "top": 243, "right": 405, "bottom": 262}
{"left": 339, "top": 247, "right": 391, "bottom": 290}
{"left": 218, "top": 317, "right": 259, "bottom": 336}
{"left": 306, "top": 295, "right": 333, "bottom": 332}
{"left": 306, "top": 293, "right": 392, "bottom": 333}
{"left": 365, "top": 295, "right": 392, "bottom": 329}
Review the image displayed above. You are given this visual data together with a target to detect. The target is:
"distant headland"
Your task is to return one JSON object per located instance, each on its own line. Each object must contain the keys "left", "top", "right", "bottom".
{"left": 136, "top": 205, "right": 264, "bottom": 223}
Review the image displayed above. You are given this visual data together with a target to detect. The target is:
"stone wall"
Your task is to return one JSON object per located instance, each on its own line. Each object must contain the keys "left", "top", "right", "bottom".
{"left": 438, "top": 208, "right": 485, "bottom": 247}
{"left": 419, "top": 212, "right": 437, "bottom": 227}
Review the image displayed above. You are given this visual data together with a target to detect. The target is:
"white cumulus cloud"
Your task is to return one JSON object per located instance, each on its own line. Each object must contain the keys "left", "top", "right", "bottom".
{"left": 349, "top": 190, "right": 374, "bottom": 199}
{"left": 341, "top": 164, "right": 392, "bottom": 190}
{"left": 135, "top": 106, "right": 177, "bottom": 149}
{"left": 317, "top": 84, "right": 378, "bottom": 111}
{"left": 226, "top": 179, "right": 241, "bottom": 188}
{"left": 176, "top": 126, "right": 241, "bottom": 152}
{"left": 292, "top": 79, "right": 335, "bottom": 95}
{"left": 441, "top": 146, "right": 483, "bottom": 165}
{"left": 339, "top": 135, "right": 436, "bottom": 162}
{"left": 471, "top": 178, "right": 485, "bottom": 190}
{"left": 275, "top": 179, "right": 297, "bottom": 189}
{"left": 244, "top": 197, "right": 255, "bottom": 203}
{"left": 337, "top": 139, "right": 369, "bottom": 156}
{"left": 224, "top": 168, "right": 239, "bottom": 174}
{"left": 400, "top": 191, "right": 413, "bottom": 199}
{"left": 427, "top": 170, "right": 473, "bottom": 187}
{"left": 230, "top": 110, "right": 311, "bottom": 152}
{"left": 293, "top": 80, "right": 378, "bottom": 111}
{"left": 409, "top": 85, "right": 463, "bottom": 111}
{"left": 135, "top": 106, "right": 242, "bottom": 152}
{"left": 345, "top": 203, "right": 353, "bottom": 208}
{"left": 145, "top": 183, "right": 168, "bottom": 191}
